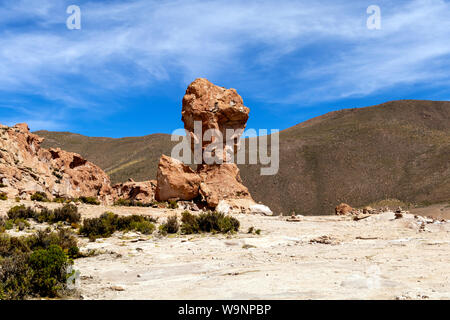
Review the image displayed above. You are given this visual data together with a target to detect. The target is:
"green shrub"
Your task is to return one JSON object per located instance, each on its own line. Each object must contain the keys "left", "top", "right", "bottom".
{"left": 27, "top": 245, "right": 72, "bottom": 297}
{"left": 180, "top": 211, "right": 200, "bottom": 234}
{"left": 196, "top": 211, "right": 240, "bottom": 233}
{"left": 38, "top": 204, "right": 80, "bottom": 224}
{"left": 159, "top": 215, "right": 179, "bottom": 235}
{"left": 114, "top": 198, "right": 151, "bottom": 207}
{"left": 0, "top": 229, "right": 78, "bottom": 258}
{"left": 4, "top": 220, "right": 14, "bottom": 230}
{"left": 7, "top": 204, "right": 80, "bottom": 225}
{"left": 52, "top": 197, "right": 67, "bottom": 204}
{"left": 129, "top": 220, "right": 155, "bottom": 234}
{"left": 0, "top": 192, "right": 7, "bottom": 201}
{"left": 0, "top": 183, "right": 6, "bottom": 188}
{"left": 80, "top": 212, "right": 117, "bottom": 239}
{"left": 247, "top": 226, "right": 261, "bottom": 235}
{"left": 168, "top": 200, "right": 178, "bottom": 209}
{"left": 0, "top": 253, "right": 33, "bottom": 300}
{"left": 31, "top": 192, "right": 49, "bottom": 202}
{"left": 180, "top": 211, "right": 240, "bottom": 234}
{"left": 7, "top": 205, "right": 37, "bottom": 220}
{"left": 80, "top": 213, "right": 157, "bottom": 239}
{"left": 0, "top": 229, "right": 79, "bottom": 299}
{"left": 78, "top": 196, "right": 100, "bottom": 205}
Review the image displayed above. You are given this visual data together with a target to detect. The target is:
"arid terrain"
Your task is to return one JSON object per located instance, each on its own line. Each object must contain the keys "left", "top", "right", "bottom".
{"left": 1, "top": 199, "right": 448, "bottom": 300}
{"left": 37, "top": 99, "right": 450, "bottom": 216}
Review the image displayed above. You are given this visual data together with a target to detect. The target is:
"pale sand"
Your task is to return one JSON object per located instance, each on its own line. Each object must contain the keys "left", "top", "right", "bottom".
{"left": 1, "top": 199, "right": 449, "bottom": 300}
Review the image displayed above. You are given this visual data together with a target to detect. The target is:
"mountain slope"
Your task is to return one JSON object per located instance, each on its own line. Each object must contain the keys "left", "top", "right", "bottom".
{"left": 35, "top": 100, "right": 450, "bottom": 215}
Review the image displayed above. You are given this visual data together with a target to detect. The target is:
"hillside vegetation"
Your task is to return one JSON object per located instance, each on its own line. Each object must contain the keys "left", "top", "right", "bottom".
{"left": 36, "top": 100, "right": 450, "bottom": 215}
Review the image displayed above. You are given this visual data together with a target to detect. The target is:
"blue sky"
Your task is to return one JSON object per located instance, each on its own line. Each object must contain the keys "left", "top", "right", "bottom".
{"left": 0, "top": 0, "right": 450, "bottom": 137}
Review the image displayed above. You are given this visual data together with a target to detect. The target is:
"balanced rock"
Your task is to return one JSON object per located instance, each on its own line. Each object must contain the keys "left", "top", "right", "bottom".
{"left": 0, "top": 123, "right": 113, "bottom": 202}
{"left": 182, "top": 78, "right": 250, "bottom": 163}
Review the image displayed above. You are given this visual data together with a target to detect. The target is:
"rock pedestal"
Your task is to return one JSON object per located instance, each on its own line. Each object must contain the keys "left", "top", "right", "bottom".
{"left": 156, "top": 78, "right": 262, "bottom": 212}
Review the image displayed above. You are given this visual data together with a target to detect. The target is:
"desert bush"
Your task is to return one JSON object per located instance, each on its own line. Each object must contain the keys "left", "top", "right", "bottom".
{"left": 0, "top": 192, "right": 7, "bottom": 200}
{"left": 80, "top": 212, "right": 117, "bottom": 239}
{"left": 247, "top": 227, "right": 261, "bottom": 235}
{"left": 159, "top": 215, "right": 179, "bottom": 235}
{"left": 0, "top": 229, "right": 79, "bottom": 299}
{"left": 7, "top": 205, "right": 37, "bottom": 220}
{"left": 167, "top": 200, "right": 178, "bottom": 209}
{"left": 180, "top": 211, "right": 239, "bottom": 234}
{"left": 78, "top": 196, "right": 100, "bottom": 205}
{"left": 114, "top": 198, "right": 151, "bottom": 207}
{"left": 0, "top": 234, "right": 29, "bottom": 257}
{"left": 180, "top": 211, "right": 200, "bottom": 234}
{"left": 27, "top": 229, "right": 79, "bottom": 257}
{"left": 0, "top": 252, "right": 33, "bottom": 300}
{"left": 27, "top": 245, "right": 72, "bottom": 297}
{"left": 196, "top": 211, "right": 240, "bottom": 233}
{"left": 38, "top": 204, "right": 80, "bottom": 224}
{"left": 80, "top": 212, "right": 157, "bottom": 239}
{"left": 129, "top": 220, "right": 155, "bottom": 234}
{"left": 0, "top": 183, "right": 6, "bottom": 188}
{"left": 7, "top": 204, "right": 80, "bottom": 225}
{"left": 31, "top": 191, "right": 49, "bottom": 202}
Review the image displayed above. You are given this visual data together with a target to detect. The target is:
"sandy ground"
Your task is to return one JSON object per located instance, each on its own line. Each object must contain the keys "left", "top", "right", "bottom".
{"left": 1, "top": 199, "right": 450, "bottom": 300}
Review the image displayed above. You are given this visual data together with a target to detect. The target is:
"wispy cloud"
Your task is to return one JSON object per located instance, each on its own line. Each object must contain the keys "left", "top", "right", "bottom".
{"left": 0, "top": 0, "right": 449, "bottom": 131}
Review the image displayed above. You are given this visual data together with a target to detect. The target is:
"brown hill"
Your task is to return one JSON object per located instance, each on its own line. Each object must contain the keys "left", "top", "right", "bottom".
{"left": 35, "top": 100, "right": 450, "bottom": 215}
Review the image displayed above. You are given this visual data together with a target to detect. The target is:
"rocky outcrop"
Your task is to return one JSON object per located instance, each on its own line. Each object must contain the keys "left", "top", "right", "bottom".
{"left": 182, "top": 78, "right": 250, "bottom": 163}
{"left": 113, "top": 179, "right": 157, "bottom": 204}
{"left": 155, "top": 155, "right": 201, "bottom": 201}
{"left": 0, "top": 123, "right": 113, "bottom": 202}
{"left": 155, "top": 78, "right": 264, "bottom": 212}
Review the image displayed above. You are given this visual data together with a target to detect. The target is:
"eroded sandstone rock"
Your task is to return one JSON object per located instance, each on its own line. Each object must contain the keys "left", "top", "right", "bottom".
{"left": 113, "top": 179, "right": 157, "bottom": 204}
{"left": 182, "top": 78, "right": 250, "bottom": 163}
{"left": 155, "top": 79, "right": 264, "bottom": 212}
{"left": 0, "top": 123, "right": 113, "bottom": 203}
{"left": 197, "top": 163, "right": 253, "bottom": 208}
{"left": 155, "top": 155, "right": 201, "bottom": 201}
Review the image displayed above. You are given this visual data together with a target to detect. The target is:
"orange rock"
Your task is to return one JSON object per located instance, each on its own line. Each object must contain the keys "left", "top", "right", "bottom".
{"left": 197, "top": 163, "right": 253, "bottom": 208}
{"left": 113, "top": 179, "right": 157, "bottom": 204}
{"left": 335, "top": 203, "right": 353, "bottom": 215}
{"left": 182, "top": 78, "right": 250, "bottom": 163}
{"left": 0, "top": 123, "right": 113, "bottom": 203}
{"left": 155, "top": 155, "right": 201, "bottom": 201}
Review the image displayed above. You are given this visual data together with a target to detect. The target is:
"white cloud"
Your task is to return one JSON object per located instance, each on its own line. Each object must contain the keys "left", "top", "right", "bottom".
{"left": 0, "top": 0, "right": 449, "bottom": 121}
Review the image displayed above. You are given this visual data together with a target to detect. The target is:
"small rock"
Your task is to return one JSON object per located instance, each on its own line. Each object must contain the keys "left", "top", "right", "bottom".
{"left": 395, "top": 212, "right": 403, "bottom": 219}
{"left": 250, "top": 204, "right": 273, "bottom": 216}
{"left": 110, "top": 286, "right": 125, "bottom": 292}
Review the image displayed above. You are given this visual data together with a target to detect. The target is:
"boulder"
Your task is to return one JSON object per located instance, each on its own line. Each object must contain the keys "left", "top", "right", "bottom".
{"left": 335, "top": 203, "right": 353, "bottom": 215}
{"left": 249, "top": 204, "right": 273, "bottom": 216}
{"left": 197, "top": 163, "right": 253, "bottom": 208}
{"left": 0, "top": 123, "right": 113, "bottom": 203}
{"left": 155, "top": 155, "right": 201, "bottom": 201}
{"left": 113, "top": 180, "right": 157, "bottom": 204}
